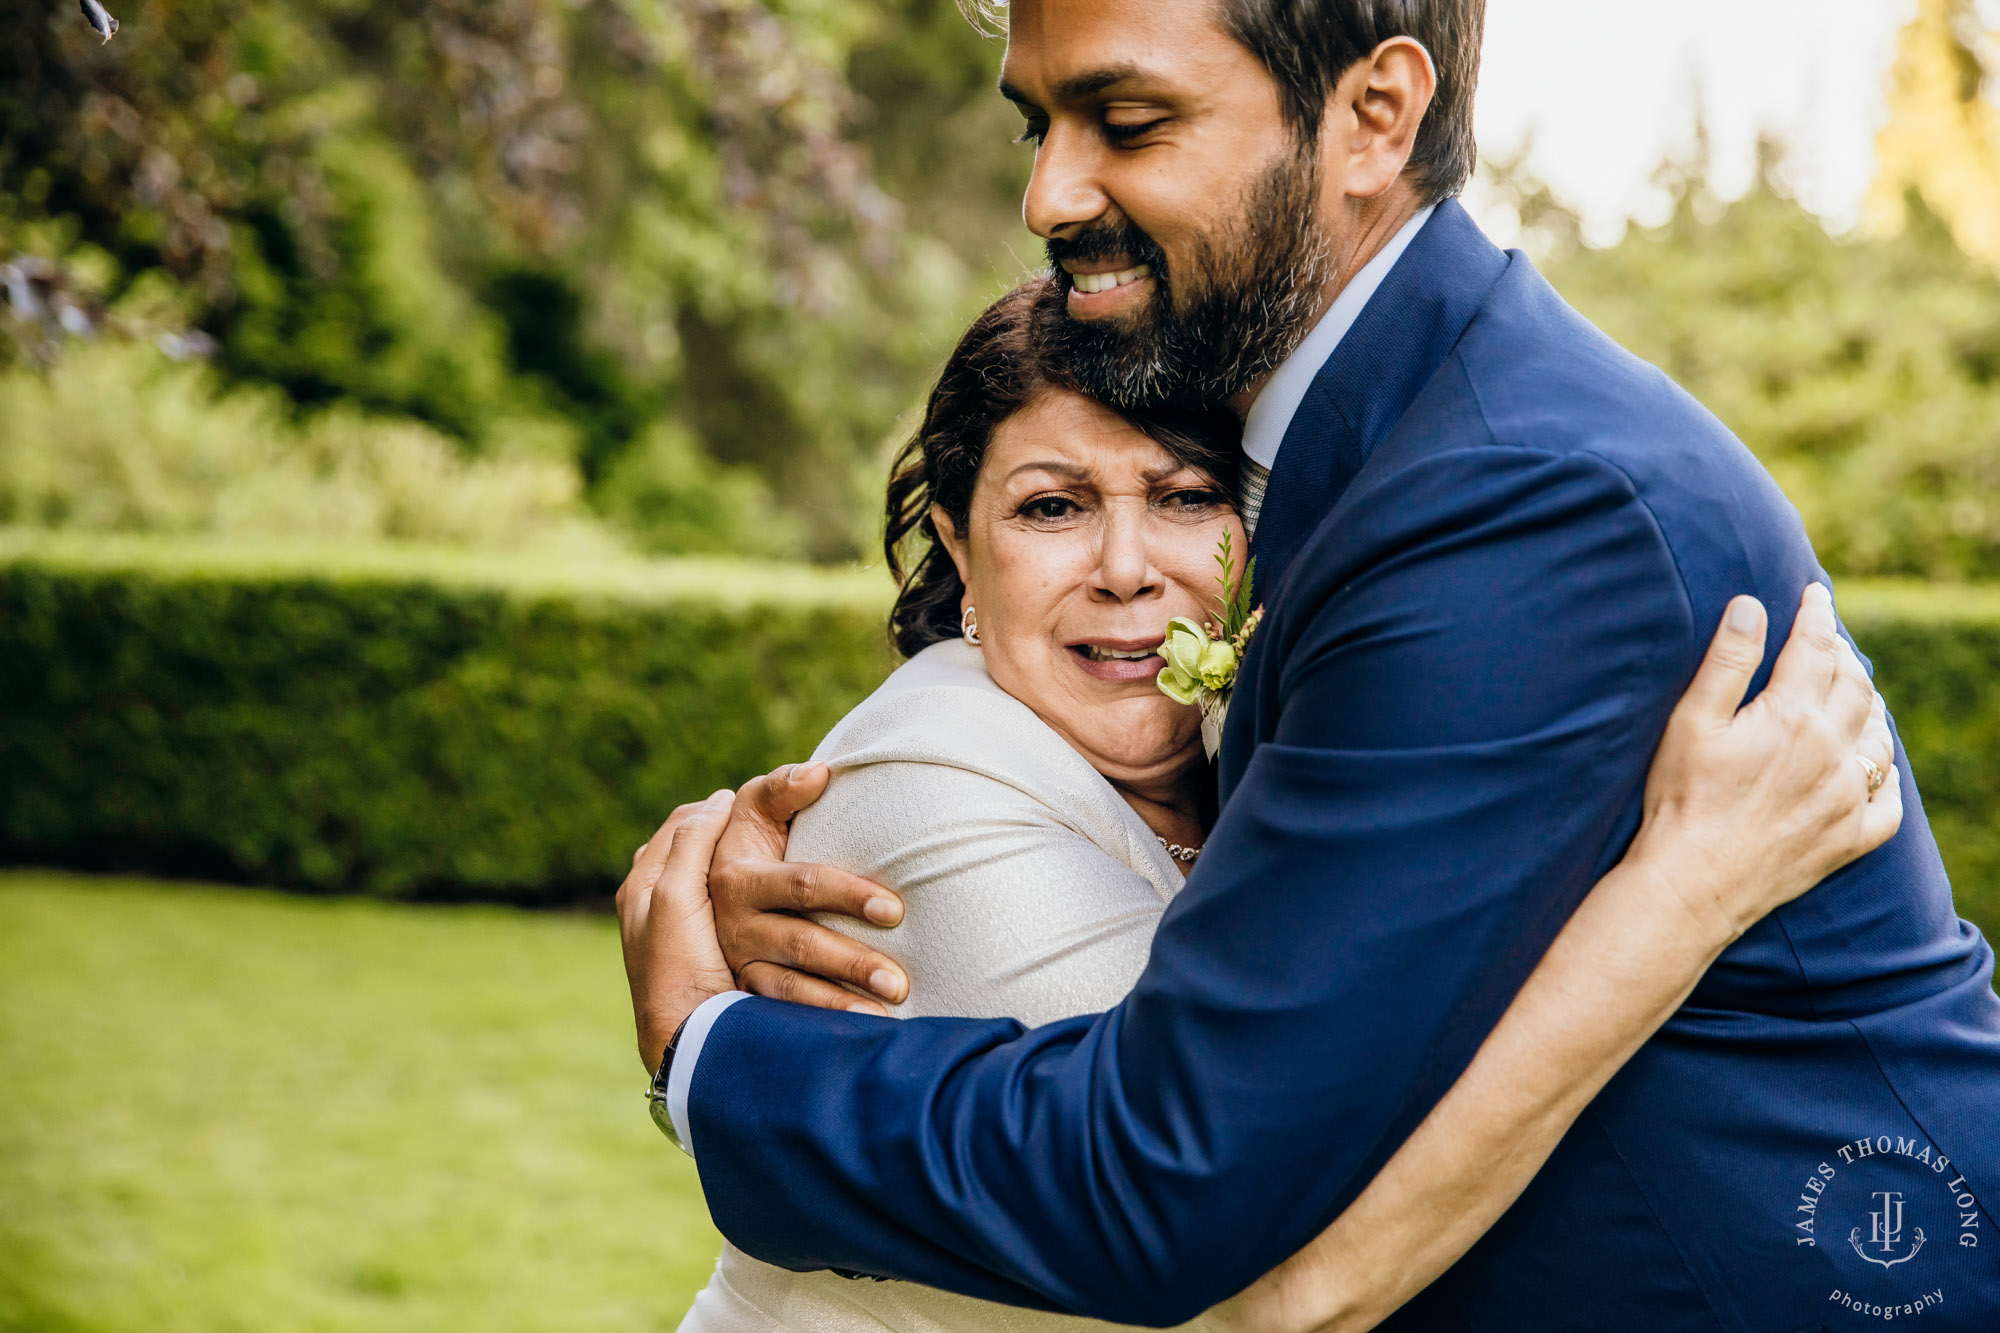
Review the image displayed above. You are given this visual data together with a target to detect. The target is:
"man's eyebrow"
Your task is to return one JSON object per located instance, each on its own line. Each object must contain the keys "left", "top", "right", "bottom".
{"left": 1058, "top": 64, "right": 1151, "bottom": 100}
{"left": 999, "top": 63, "right": 1156, "bottom": 109}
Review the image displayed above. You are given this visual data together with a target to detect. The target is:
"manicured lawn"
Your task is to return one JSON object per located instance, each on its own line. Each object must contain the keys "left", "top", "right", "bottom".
{"left": 0, "top": 871, "right": 722, "bottom": 1333}
{"left": 5, "top": 865, "right": 1994, "bottom": 1333}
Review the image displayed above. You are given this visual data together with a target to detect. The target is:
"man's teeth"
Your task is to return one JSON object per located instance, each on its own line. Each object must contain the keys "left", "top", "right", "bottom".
{"left": 1070, "top": 264, "right": 1153, "bottom": 295}
{"left": 1084, "top": 645, "right": 1160, "bottom": 662}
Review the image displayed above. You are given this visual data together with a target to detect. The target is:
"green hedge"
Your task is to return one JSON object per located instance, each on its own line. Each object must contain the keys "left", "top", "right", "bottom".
{"left": 1841, "top": 581, "right": 2000, "bottom": 939}
{"left": 0, "top": 535, "right": 895, "bottom": 903}
{"left": 0, "top": 535, "right": 1995, "bottom": 933}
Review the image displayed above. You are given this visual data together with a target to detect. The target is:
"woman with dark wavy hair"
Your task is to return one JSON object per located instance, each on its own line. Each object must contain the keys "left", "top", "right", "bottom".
{"left": 882, "top": 280, "right": 1244, "bottom": 663}
{"left": 675, "top": 278, "right": 1896, "bottom": 1333}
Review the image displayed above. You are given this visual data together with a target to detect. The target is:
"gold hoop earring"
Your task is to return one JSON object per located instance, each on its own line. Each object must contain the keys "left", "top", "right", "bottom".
{"left": 961, "top": 605, "right": 981, "bottom": 646}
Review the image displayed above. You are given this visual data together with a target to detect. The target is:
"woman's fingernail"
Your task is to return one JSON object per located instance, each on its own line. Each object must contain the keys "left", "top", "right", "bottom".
{"left": 1727, "top": 598, "right": 1762, "bottom": 634}
{"left": 864, "top": 897, "right": 902, "bottom": 925}
{"left": 1807, "top": 582, "right": 1832, "bottom": 604}
{"left": 869, "top": 969, "right": 903, "bottom": 1000}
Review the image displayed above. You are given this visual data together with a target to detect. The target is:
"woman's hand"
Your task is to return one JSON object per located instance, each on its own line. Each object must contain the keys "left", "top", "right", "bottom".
{"left": 1631, "top": 582, "right": 1901, "bottom": 949}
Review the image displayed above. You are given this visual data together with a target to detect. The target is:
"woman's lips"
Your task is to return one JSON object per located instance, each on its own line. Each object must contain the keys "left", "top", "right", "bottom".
{"left": 1067, "top": 642, "right": 1166, "bottom": 683}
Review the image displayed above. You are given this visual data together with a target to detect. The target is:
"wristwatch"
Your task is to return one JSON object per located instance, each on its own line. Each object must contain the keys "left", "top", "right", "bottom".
{"left": 645, "top": 1015, "right": 693, "bottom": 1151}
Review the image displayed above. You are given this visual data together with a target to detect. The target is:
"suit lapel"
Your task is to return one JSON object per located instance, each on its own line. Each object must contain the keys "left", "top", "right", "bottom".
{"left": 1246, "top": 201, "right": 1509, "bottom": 596}
{"left": 1225, "top": 201, "right": 1510, "bottom": 788}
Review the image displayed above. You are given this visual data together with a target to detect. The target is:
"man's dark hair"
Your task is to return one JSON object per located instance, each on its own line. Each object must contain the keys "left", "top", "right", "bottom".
{"left": 962, "top": 1, "right": 1485, "bottom": 206}
{"left": 1218, "top": 0, "right": 1485, "bottom": 206}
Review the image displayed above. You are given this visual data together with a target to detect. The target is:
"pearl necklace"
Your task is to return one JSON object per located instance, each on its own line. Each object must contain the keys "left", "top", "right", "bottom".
{"left": 1157, "top": 837, "right": 1202, "bottom": 863}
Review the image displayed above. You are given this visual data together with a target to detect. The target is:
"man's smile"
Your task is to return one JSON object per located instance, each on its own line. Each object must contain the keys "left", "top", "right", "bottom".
{"left": 1062, "top": 259, "right": 1157, "bottom": 317}
{"left": 1064, "top": 261, "right": 1153, "bottom": 294}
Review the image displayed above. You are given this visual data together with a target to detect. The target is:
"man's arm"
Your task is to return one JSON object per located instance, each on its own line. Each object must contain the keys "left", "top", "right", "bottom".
{"left": 1214, "top": 590, "right": 1897, "bottom": 1333}
{"left": 632, "top": 592, "right": 1896, "bottom": 1332}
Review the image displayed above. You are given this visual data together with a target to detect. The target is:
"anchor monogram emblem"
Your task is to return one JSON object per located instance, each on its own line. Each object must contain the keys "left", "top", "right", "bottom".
{"left": 1849, "top": 1191, "right": 1927, "bottom": 1269}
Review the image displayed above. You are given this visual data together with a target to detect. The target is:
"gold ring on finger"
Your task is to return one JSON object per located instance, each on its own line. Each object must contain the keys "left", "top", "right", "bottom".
{"left": 1854, "top": 753, "right": 1887, "bottom": 797}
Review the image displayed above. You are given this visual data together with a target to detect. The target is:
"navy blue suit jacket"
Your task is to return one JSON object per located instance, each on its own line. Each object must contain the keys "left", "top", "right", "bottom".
{"left": 687, "top": 202, "right": 2000, "bottom": 1330}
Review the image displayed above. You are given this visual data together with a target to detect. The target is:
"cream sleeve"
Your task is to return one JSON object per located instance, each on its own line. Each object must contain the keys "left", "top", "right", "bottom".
{"left": 787, "top": 757, "right": 1175, "bottom": 1028}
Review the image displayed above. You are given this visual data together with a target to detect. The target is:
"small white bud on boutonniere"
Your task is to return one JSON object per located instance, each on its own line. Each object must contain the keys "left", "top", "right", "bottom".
{"left": 1157, "top": 531, "right": 1262, "bottom": 759}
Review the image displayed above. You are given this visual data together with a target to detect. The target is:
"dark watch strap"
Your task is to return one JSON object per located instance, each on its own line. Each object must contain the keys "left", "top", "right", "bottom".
{"left": 652, "top": 1012, "right": 694, "bottom": 1092}
{"left": 646, "top": 1012, "right": 697, "bottom": 1151}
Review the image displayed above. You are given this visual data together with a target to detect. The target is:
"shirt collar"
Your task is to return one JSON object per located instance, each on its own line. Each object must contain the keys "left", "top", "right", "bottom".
{"left": 1239, "top": 205, "right": 1436, "bottom": 470}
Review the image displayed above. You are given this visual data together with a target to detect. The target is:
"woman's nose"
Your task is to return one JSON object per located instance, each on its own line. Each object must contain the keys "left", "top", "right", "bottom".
{"left": 1022, "top": 125, "right": 1109, "bottom": 241}
{"left": 1092, "top": 509, "right": 1160, "bottom": 604}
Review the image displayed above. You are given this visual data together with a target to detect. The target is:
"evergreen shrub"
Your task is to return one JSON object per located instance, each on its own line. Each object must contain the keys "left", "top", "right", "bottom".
{"left": 1843, "top": 580, "right": 2000, "bottom": 938}
{"left": 0, "top": 535, "right": 893, "bottom": 902}
{"left": 0, "top": 536, "right": 1993, "bottom": 938}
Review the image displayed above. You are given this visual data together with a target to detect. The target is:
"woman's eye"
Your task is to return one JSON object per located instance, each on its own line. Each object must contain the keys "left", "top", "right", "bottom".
{"left": 1014, "top": 122, "right": 1048, "bottom": 147}
{"left": 1159, "top": 488, "right": 1223, "bottom": 510}
{"left": 1020, "top": 496, "right": 1078, "bottom": 521}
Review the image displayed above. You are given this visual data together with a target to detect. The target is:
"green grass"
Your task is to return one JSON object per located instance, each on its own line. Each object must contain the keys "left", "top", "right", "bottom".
{"left": 0, "top": 871, "right": 723, "bottom": 1333}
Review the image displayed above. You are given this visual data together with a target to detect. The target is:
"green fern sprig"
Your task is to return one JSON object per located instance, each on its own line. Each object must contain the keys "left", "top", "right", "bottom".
{"left": 1207, "top": 530, "right": 1258, "bottom": 642}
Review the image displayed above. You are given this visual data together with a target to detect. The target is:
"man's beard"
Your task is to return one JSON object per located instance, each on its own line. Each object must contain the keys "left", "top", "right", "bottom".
{"left": 1034, "top": 140, "right": 1335, "bottom": 411}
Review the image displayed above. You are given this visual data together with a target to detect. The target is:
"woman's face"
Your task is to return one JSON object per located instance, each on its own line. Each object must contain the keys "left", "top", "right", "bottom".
{"left": 936, "top": 389, "right": 1245, "bottom": 789}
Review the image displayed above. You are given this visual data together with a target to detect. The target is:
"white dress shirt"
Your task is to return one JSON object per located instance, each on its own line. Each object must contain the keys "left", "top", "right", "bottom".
{"left": 1236, "top": 204, "right": 1434, "bottom": 534}
{"left": 667, "top": 205, "right": 1440, "bottom": 1151}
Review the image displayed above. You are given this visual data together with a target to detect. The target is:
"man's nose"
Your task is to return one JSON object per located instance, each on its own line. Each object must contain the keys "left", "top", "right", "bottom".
{"left": 1093, "top": 509, "right": 1161, "bottom": 604}
{"left": 1022, "top": 125, "right": 1109, "bottom": 241}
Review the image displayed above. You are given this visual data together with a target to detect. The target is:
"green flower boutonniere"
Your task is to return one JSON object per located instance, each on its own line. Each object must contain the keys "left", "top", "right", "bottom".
{"left": 1157, "top": 532, "right": 1262, "bottom": 758}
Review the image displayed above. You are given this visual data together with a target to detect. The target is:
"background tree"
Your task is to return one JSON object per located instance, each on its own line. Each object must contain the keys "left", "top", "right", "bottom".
{"left": 1536, "top": 155, "right": 2000, "bottom": 583}
{"left": 0, "top": 0, "right": 1027, "bottom": 558}
{"left": 4, "top": 0, "right": 1999, "bottom": 577}
{"left": 1870, "top": 0, "right": 2000, "bottom": 270}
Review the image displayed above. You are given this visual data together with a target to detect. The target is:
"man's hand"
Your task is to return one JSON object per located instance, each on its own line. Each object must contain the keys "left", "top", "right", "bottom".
{"left": 711, "top": 763, "right": 911, "bottom": 1015}
{"left": 616, "top": 791, "right": 739, "bottom": 1074}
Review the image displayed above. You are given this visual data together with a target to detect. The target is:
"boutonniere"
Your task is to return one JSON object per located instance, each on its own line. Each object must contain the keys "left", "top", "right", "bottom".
{"left": 1157, "top": 531, "right": 1262, "bottom": 759}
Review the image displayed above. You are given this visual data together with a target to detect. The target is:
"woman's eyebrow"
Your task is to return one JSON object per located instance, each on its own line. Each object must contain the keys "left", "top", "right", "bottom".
{"left": 1006, "top": 460, "right": 1089, "bottom": 483}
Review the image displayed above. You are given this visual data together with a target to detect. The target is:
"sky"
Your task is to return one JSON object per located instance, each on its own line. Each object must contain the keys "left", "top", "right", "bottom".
{"left": 1469, "top": 0, "right": 1917, "bottom": 245}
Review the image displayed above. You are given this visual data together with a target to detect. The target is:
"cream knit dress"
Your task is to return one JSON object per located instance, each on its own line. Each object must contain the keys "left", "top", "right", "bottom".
{"left": 678, "top": 638, "right": 1204, "bottom": 1332}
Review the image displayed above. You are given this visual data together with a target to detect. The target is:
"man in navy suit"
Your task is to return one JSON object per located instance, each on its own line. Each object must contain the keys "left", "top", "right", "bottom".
{"left": 616, "top": 1, "right": 2000, "bottom": 1327}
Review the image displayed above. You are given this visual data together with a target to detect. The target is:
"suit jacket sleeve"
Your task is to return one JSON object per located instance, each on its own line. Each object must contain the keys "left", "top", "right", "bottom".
{"left": 686, "top": 446, "right": 1699, "bottom": 1326}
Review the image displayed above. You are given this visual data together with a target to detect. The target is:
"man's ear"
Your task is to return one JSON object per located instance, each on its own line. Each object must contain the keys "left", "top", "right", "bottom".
{"left": 1324, "top": 36, "right": 1437, "bottom": 202}
{"left": 931, "top": 504, "right": 974, "bottom": 588}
